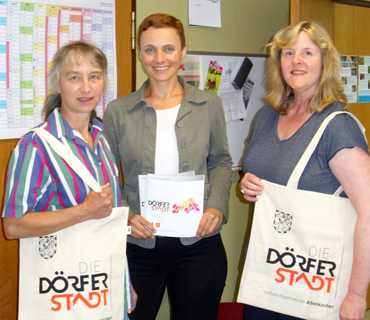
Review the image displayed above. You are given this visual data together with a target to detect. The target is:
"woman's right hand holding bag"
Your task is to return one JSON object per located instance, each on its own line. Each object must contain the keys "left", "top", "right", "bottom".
{"left": 240, "top": 172, "right": 264, "bottom": 202}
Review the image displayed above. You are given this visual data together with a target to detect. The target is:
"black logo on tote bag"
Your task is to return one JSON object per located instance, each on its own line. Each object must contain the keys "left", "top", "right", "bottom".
{"left": 39, "top": 235, "right": 57, "bottom": 259}
{"left": 273, "top": 209, "right": 293, "bottom": 234}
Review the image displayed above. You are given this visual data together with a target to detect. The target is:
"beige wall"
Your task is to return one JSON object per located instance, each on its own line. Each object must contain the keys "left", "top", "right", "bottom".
{"left": 135, "top": 1, "right": 290, "bottom": 319}
{"left": 136, "top": 0, "right": 289, "bottom": 87}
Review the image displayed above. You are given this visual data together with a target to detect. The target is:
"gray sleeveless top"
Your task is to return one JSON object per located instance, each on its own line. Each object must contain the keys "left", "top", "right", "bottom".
{"left": 241, "top": 102, "right": 368, "bottom": 196}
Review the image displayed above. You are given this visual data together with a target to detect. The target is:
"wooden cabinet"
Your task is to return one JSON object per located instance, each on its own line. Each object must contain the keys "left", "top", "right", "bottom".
{"left": 290, "top": 0, "right": 334, "bottom": 37}
{"left": 0, "top": 140, "right": 18, "bottom": 320}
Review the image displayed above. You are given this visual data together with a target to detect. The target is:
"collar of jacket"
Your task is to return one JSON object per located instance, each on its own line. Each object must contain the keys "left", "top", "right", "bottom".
{"left": 44, "top": 108, "right": 103, "bottom": 143}
{"left": 126, "top": 77, "right": 208, "bottom": 112}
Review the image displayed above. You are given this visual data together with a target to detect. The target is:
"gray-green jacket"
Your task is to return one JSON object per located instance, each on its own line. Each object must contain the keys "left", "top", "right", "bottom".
{"left": 103, "top": 80, "right": 232, "bottom": 248}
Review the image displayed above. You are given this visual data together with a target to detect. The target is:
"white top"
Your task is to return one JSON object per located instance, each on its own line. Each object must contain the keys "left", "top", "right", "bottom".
{"left": 154, "top": 104, "right": 180, "bottom": 175}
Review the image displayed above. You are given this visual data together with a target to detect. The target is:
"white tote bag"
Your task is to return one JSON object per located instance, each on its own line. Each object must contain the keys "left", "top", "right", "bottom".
{"left": 18, "top": 128, "right": 129, "bottom": 320}
{"left": 237, "top": 112, "right": 365, "bottom": 320}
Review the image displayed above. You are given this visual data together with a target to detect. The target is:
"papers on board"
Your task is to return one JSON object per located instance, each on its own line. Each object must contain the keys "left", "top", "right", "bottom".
{"left": 180, "top": 53, "right": 267, "bottom": 169}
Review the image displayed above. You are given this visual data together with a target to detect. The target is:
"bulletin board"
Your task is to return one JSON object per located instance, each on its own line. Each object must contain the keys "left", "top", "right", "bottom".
{"left": 180, "top": 51, "right": 267, "bottom": 168}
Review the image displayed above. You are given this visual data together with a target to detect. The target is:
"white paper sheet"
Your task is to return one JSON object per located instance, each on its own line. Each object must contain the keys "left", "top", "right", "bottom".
{"left": 188, "top": 0, "right": 221, "bottom": 28}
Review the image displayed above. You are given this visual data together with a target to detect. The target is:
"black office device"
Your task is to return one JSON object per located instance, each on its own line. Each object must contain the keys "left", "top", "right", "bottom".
{"left": 232, "top": 57, "right": 253, "bottom": 90}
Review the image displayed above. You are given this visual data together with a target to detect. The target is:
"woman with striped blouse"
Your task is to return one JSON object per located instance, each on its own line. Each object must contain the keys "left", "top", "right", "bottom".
{"left": 2, "top": 41, "right": 134, "bottom": 319}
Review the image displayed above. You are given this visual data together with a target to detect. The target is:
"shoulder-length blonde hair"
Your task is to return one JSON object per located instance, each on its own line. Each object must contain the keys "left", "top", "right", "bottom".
{"left": 265, "top": 21, "right": 346, "bottom": 114}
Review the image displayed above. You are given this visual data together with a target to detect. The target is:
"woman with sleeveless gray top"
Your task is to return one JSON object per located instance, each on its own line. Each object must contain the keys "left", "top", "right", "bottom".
{"left": 240, "top": 21, "right": 370, "bottom": 320}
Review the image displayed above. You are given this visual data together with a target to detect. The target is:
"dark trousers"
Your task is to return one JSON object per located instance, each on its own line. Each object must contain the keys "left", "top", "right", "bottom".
{"left": 244, "top": 305, "right": 303, "bottom": 320}
{"left": 128, "top": 234, "right": 227, "bottom": 320}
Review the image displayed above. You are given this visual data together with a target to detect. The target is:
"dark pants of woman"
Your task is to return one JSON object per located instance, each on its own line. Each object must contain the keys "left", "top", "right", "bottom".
{"left": 128, "top": 234, "right": 227, "bottom": 320}
{"left": 244, "top": 305, "right": 303, "bottom": 320}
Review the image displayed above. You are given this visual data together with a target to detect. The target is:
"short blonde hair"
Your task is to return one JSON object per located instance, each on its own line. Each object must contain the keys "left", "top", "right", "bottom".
{"left": 265, "top": 21, "right": 346, "bottom": 114}
{"left": 43, "top": 41, "right": 107, "bottom": 120}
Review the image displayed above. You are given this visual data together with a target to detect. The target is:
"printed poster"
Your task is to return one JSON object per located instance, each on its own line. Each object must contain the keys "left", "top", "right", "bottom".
{"left": 340, "top": 55, "right": 358, "bottom": 103}
{"left": 179, "top": 54, "right": 201, "bottom": 88}
{"left": 357, "top": 56, "right": 370, "bottom": 103}
{"left": 0, "top": 0, "right": 116, "bottom": 139}
{"left": 204, "top": 59, "right": 223, "bottom": 94}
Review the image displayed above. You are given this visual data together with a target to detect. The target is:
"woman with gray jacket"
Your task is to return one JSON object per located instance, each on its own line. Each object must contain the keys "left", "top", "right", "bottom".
{"left": 104, "top": 13, "right": 232, "bottom": 320}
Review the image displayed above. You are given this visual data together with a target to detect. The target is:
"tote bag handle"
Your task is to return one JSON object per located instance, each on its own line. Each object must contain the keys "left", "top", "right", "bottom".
{"left": 32, "top": 127, "right": 102, "bottom": 192}
{"left": 287, "top": 111, "right": 366, "bottom": 190}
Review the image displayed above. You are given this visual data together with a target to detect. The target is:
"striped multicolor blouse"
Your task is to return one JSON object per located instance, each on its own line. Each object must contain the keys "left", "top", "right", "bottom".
{"left": 2, "top": 109, "right": 122, "bottom": 217}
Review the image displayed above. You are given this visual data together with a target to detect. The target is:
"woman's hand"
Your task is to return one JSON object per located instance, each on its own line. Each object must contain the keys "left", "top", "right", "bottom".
{"left": 128, "top": 214, "right": 155, "bottom": 239}
{"left": 239, "top": 172, "right": 263, "bottom": 202}
{"left": 128, "top": 284, "right": 138, "bottom": 314}
{"left": 196, "top": 207, "right": 224, "bottom": 239}
{"left": 80, "top": 183, "right": 113, "bottom": 220}
{"left": 339, "top": 292, "right": 366, "bottom": 320}
{"left": 3, "top": 183, "right": 114, "bottom": 239}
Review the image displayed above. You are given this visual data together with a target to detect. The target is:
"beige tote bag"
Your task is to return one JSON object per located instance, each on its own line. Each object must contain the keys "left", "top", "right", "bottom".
{"left": 18, "top": 128, "right": 129, "bottom": 320}
{"left": 238, "top": 112, "right": 365, "bottom": 320}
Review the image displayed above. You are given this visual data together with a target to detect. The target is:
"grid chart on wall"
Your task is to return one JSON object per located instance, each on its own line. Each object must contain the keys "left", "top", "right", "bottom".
{"left": 0, "top": 0, "right": 116, "bottom": 139}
